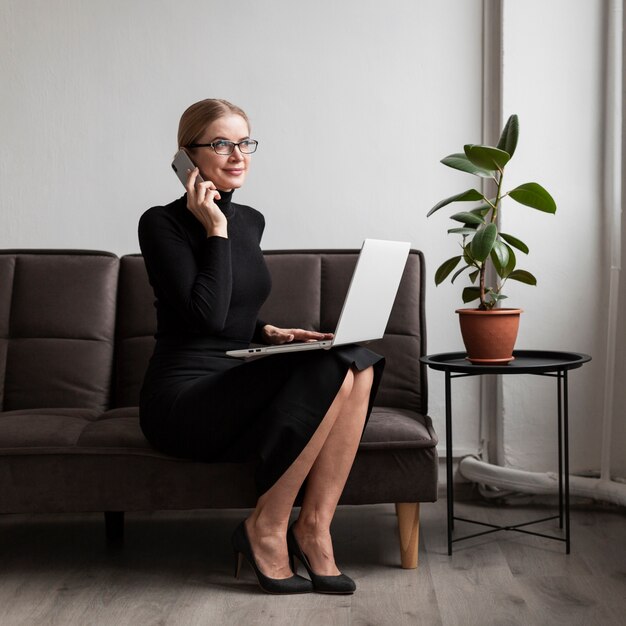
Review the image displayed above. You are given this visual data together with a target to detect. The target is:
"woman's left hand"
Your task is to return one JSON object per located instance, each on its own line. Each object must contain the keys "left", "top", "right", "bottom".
{"left": 262, "top": 324, "right": 334, "bottom": 345}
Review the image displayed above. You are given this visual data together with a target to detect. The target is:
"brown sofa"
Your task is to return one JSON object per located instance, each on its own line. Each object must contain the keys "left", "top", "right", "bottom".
{"left": 0, "top": 249, "right": 437, "bottom": 568}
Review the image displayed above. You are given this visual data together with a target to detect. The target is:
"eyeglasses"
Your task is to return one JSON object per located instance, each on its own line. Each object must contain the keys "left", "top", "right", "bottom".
{"left": 188, "top": 139, "right": 259, "bottom": 155}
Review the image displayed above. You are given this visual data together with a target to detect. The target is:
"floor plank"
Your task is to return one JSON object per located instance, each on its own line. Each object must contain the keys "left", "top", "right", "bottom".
{"left": 0, "top": 499, "right": 624, "bottom": 625}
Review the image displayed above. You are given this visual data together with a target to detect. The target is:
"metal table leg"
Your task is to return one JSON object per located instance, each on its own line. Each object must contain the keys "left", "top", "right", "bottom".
{"left": 445, "top": 370, "right": 454, "bottom": 555}
{"left": 564, "top": 370, "right": 571, "bottom": 554}
{"left": 557, "top": 372, "right": 564, "bottom": 529}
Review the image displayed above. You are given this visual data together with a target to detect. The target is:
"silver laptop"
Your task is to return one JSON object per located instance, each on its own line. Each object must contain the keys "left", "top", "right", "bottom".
{"left": 226, "top": 239, "right": 410, "bottom": 358}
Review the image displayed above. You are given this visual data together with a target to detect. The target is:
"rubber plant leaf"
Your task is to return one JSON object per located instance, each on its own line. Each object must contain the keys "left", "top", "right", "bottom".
{"left": 427, "top": 189, "right": 485, "bottom": 217}
{"left": 434, "top": 256, "right": 463, "bottom": 285}
{"left": 462, "top": 286, "right": 481, "bottom": 303}
{"left": 471, "top": 204, "right": 493, "bottom": 218}
{"left": 500, "top": 232, "right": 529, "bottom": 254}
{"left": 496, "top": 114, "right": 519, "bottom": 157}
{"left": 490, "top": 240, "right": 511, "bottom": 277}
{"left": 450, "top": 211, "right": 485, "bottom": 225}
{"left": 470, "top": 223, "right": 498, "bottom": 262}
{"left": 507, "top": 269, "right": 537, "bottom": 285}
{"left": 448, "top": 227, "right": 479, "bottom": 235}
{"left": 451, "top": 265, "right": 471, "bottom": 284}
{"left": 441, "top": 153, "right": 493, "bottom": 178}
{"left": 463, "top": 242, "right": 476, "bottom": 265}
{"left": 464, "top": 144, "right": 511, "bottom": 171}
{"left": 508, "top": 183, "right": 557, "bottom": 213}
{"left": 502, "top": 243, "right": 517, "bottom": 277}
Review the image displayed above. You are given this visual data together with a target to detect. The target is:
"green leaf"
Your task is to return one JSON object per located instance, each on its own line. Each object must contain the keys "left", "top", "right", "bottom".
{"left": 451, "top": 265, "right": 471, "bottom": 284}
{"left": 496, "top": 114, "right": 519, "bottom": 157}
{"left": 508, "top": 183, "right": 557, "bottom": 213}
{"left": 469, "top": 269, "right": 479, "bottom": 284}
{"left": 507, "top": 269, "right": 537, "bottom": 285}
{"left": 427, "top": 189, "right": 485, "bottom": 217}
{"left": 490, "top": 240, "right": 510, "bottom": 277}
{"left": 434, "top": 256, "right": 462, "bottom": 285}
{"left": 491, "top": 293, "right": 509, "bottom": 302}
{"left": 500, "top": 232, "right": 529, "bottom": 254}
{"left": 490, "top": 242, "right": 516, "bottom": 278}
{"left": 470, "top": 223, "right": 498, "bottom": 262}
{"left": 450, "top": 211, "right": 485, "bottom": 225}
{"left": 463, "top": 243, "right": 476, "bottom": 265}
{"left": 441, "top": 153, "right": 493, "bottom": 178}
{"left": 502, "top": 244, "right": 516, "bottom": 277}
{"left": 471, "top": 204, "right": 493, "bottom": 218}
{"left": 462, "top": 286, "right": 481, "bottom": 304}
{"left": 448, "top": 227, "right": 479, "bottom": 235}
{"left": 464, "top": 144, "right": 511, "bottom": 171}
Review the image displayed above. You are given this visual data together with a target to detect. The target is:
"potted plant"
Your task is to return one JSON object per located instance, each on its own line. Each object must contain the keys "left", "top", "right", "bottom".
{"left": 428, "top": 114, "right": 556, "bottom": 363}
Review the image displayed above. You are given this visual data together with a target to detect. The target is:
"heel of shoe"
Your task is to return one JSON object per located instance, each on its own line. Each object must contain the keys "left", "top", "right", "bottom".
{"left": 289, "top": 553, "right": 297, "bottom": 574}
{"left": 287, "top": 523, "right": 356, "bottom": 595}
{"left": 234, "top": 550, "right": 243, "bottom": 579}
{"left": 231, "top": 520, "right": 313, "bottom": 595}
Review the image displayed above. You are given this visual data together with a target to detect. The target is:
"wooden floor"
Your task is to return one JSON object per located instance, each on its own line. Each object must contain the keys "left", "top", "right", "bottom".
{"left": 0, "top": 497, "right": 624, "bottom": 625}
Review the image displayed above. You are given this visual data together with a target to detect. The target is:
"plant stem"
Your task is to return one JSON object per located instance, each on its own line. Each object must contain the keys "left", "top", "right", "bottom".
{"left": 479, "top": 169, "right": 505, "bottom": 308}
{"left": 479, "top": 263, "right": 487, "bottom": 310}
{"left": 492, "top": 170, "right": 504, "bottom": 224}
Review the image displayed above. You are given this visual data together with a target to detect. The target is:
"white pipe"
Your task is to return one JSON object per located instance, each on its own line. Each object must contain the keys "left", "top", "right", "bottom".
{"left": 460, "top": 0, "right": 625, "bottom": 508}
{"left": 459, "top": 456, "right": 626, "bottom": 507}
{"left": 600, "top": 0, "right": 622, "bottom": 482}
{"left": 478, "top": 0, "right": 504, "bottom": 467}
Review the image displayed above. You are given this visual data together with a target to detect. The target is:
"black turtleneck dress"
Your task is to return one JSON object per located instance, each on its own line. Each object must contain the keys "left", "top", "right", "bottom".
{"left": 138, "top": 191, "right": 384, "bottom": 495}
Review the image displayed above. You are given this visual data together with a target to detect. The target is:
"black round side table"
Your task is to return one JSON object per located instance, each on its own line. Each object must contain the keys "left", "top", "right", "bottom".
{"left": 420, "top": 350, "right": 592, "bottom": 555}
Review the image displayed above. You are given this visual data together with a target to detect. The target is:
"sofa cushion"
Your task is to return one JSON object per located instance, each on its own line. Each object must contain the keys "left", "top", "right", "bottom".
{"left": 0, "top": 252, "right": 119, "bottom": 412}
{"left": 257, "top": 254, "right": 322, "bottom": 330}
{"left": 0, "top": 408, "right": 100, "bottom": 450}
{"left": 0, "top": 405, "right": 437, "bottom": 513}
{"left": 0, "top": 406, "right": 436, "bottom": 456}
{"left": 360, "top": 408, "right": 437, "bottom": 450}
{"left": 76, "top": 407, "right": 152, "bottom": 450}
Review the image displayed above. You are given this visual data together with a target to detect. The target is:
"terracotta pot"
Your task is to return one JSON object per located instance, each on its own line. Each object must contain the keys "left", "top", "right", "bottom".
{"left": 455, "top": 308, "right": 523, "bottom": 364}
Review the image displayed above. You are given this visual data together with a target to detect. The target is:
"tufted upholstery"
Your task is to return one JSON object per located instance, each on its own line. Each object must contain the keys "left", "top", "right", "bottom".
{"left": 0, "top": 251, "right": 118, "bottom": 412}
{"left": 0, "top": 249, "right": 437, "bottom": 519}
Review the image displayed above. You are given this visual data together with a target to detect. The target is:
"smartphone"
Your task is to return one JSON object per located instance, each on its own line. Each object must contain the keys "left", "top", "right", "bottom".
{"left": 171, "top": 149, "right": 204, "bottom": 187}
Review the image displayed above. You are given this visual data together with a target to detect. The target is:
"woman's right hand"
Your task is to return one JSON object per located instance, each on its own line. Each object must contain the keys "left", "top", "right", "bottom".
{"left": 185, "top": 167, "right": 228, "bottom": 238}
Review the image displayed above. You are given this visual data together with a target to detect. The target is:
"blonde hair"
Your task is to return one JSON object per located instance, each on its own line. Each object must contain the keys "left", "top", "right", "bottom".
{"left": 177, "top": 99, "right": 250, "bottom": 148}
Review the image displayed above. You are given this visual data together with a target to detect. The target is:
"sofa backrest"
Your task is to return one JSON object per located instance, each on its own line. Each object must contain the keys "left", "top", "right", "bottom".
{"left": 113, "top": 254, "right": 157, "bottom": 408}
{"left": 0, "top": 251, "right": 119, "bottom": 412}
{"left": 261, "top": 251, "right": 427, "bottom": 413}
{"left": 114, "top": 250, "right": 427, "bottom": 414}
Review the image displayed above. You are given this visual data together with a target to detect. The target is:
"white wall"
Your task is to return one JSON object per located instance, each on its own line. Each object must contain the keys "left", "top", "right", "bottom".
{"left": 501, "top": 0, "right": 609, "bottom": 474}
{"left": 1, "top": 0, "right": 621, "bottom": 477}
{"left": 0, "top": 0, "right": 486, "bottom": 457}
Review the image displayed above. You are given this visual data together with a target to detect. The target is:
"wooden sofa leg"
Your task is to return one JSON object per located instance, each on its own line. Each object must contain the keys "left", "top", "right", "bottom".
{"left": 396, "top": 502, "right": 420, "bottom": 569}
{"left": 104, "top": 511, "right": 125, "bottom": 543}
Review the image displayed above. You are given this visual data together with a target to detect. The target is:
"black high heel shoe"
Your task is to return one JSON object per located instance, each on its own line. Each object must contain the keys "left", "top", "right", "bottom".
{"left": 231, "top": 521, "right": 313, "bottom": 595}
{"left": 287, "top": 524, "right": 356, "bottom": 594}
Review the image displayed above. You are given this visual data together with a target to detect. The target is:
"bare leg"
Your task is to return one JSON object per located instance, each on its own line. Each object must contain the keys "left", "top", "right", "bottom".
{"left": 293, "top": 366, "right": 374, "bottom": 575}
{"left": 245, "top": 369, "right": 355, "bottom": 579}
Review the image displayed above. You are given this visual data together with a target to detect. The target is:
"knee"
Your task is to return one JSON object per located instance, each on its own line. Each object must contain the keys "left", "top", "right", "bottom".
{"left": 338, "top": 368, "right": 355, "bottom": 400}
{"left": 351, "top": 366, "right": 374, "bottom": 399}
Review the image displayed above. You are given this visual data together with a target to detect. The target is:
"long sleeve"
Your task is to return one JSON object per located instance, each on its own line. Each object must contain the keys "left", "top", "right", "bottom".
{"left": 138, "top": 208, "right": 233, "bottom": 334}
{"left": 138, "top": 196, "right": 271, "bottom": 343}
{"left": 253, "top": 318, "right": 268, "bottom": 343}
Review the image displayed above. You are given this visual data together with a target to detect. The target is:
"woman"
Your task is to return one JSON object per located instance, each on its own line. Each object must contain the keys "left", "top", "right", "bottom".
{"left": 138, "top": 99, "right": 384, "bottom": 595}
